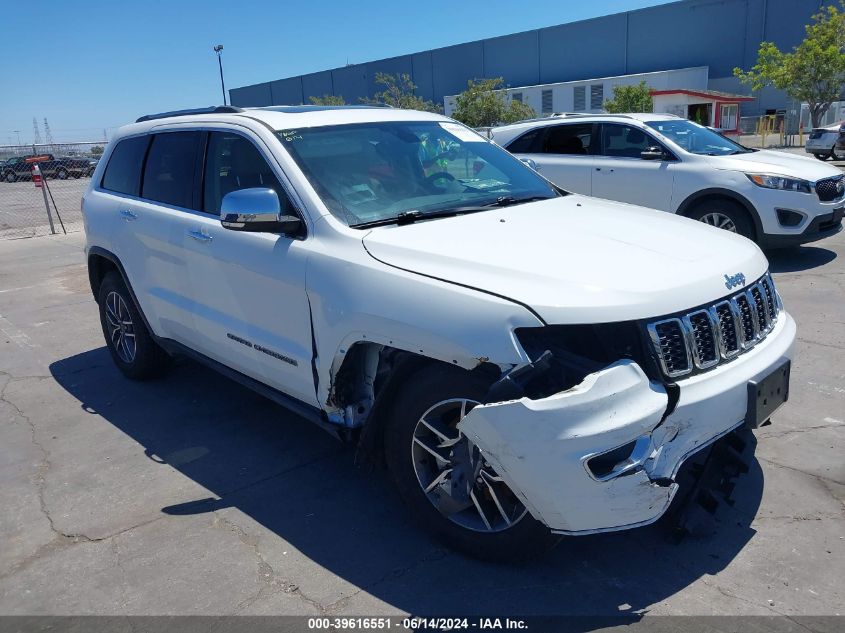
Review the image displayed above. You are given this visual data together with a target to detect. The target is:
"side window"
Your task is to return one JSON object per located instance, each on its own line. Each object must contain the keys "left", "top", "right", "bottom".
{"left": 543, "top": 124, "right": 593, "bottom": 155}
{"left": 141, "top": 132, "right": 202, "bottom": 209}
{"left": 203, "top": 132, "right": 292, "bottom": 215}
{"left": 101, "top": 136, "right": 150, "bottom": 196}
{"left": 505, "top": 128, "right": 545, "bottom": 153}
{"left": 599, "top": 124, "right": 659, "bottom": 158}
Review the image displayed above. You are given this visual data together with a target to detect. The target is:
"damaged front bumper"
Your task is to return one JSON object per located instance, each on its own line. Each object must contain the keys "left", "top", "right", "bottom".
{"left": 457, "top": 312, "right": 796, "bottom": 535}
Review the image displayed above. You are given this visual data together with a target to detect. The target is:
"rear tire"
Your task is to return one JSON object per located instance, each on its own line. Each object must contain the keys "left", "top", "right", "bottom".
{"left": 384, "top": 363, "right": 559, "bottom": 562}
{"left": 97, "top": 271, "right": 169, "bottom": 380}
{"left": 812, "top": 153, "right": 830, "bottom": 161}
{"left": 56, "top": 168, "right": 68, "bottom": 180}
{"left": 686, "top": 199, "right": 755, "bottom": 241}
{"left": 3, "top": 171, "right": 16, "bottom": 183}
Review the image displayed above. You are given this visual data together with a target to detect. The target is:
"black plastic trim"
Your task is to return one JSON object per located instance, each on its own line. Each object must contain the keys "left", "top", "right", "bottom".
{"left": 136, "top": 106, "right": 244, "bottom": 123}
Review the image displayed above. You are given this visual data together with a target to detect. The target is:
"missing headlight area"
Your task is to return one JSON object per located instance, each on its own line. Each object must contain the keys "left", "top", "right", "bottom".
{"left": 497, "top": 322, "right": 659, "bottom": 401}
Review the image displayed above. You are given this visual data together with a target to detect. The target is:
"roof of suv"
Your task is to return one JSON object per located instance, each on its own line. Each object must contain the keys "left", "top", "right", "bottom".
{"left": 120, "top": 105, "right": 450, "bottom": 139}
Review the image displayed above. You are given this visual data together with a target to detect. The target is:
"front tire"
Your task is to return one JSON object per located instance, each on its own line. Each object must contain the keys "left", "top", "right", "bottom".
{"left": 97, "top": 271, "right": 169, "bottom": 380}
{"left": 384, "top": 364, "right": 559, "bottom": 561}
{"left": 56, "top": 168, "right": 68, "bottom": 180}
{"left": 686, "top": 199, "right": 755, "bottom": 241}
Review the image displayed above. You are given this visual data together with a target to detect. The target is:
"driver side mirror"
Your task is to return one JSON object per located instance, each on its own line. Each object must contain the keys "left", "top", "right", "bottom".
{"left": 220, "top": 188, "right": 302, "bottom": 236}
{"left": 641, "top": 146, "right": 666, "bottom": 161}
{"left": 518, "top": 157, "right": 538, "bottom": 170}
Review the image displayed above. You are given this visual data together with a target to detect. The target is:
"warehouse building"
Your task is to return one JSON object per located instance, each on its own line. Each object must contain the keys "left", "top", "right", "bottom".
{"left": 230, "top": 0, "right": 829, "bottom": 119}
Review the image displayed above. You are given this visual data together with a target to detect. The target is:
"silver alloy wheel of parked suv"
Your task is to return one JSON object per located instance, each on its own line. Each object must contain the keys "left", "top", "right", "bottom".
{"left": 700, "top": 212, "right": 738, "bottom": 232}
{"left": 105, "top": 290, "right": 137, "bottom": 363}
{"left": 411, "top": 397, "right": 528, "bottom": 532}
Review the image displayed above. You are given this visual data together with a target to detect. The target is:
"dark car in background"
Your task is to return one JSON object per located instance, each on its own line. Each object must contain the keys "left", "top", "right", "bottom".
{"left": 1, "top": 154, "right": 94, "bottom": 182}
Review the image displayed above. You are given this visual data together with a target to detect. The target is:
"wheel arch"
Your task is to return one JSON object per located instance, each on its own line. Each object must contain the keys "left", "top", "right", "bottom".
{"left": 331, "top": 341, "right": 501, "bottom": 463}
{"left": 87, "top": 247, "right": 155, "bottom": 334}
{"left": 676, "top": 188, "right": 762, "bottom": 242}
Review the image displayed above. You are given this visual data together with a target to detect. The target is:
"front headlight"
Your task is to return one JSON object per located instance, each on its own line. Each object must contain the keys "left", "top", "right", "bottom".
{"left": 746, "top": 173, "right": 811, "bottom": 193}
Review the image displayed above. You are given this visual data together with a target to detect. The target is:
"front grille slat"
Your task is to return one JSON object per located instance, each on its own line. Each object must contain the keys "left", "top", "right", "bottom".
{"left": 647, "top": 273, "right": 780, "bottom": 379}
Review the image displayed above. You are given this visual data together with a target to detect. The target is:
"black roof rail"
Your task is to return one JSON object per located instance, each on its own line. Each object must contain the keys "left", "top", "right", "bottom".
{"left": 250, "top": 104, "right": 393, "bottom": 113}
{"left": 135, "top": 105, "right": 244, "bottom": 123}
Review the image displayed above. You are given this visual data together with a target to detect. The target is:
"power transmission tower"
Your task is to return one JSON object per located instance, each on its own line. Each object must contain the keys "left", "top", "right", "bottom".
{"left": 33, "top": 117, "right": 42, "bottom": 144}
{"left": 43, "top": 118, "right": 54, "bottom": 145}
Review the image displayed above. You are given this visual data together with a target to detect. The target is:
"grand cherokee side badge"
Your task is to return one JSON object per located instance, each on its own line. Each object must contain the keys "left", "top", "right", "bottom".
{"left": 724, "top": 272, "right": 746, "bottom": 289}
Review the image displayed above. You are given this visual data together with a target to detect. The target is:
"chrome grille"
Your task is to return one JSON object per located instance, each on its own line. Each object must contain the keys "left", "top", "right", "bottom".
{"left": 815, "top": 175, "right": 844, "bottom": 202}
{"left": 650, "top": 319, "right": 690, "bottom": 376}
{"left": 647, "top": 273, "right": 781, "bottom": 379}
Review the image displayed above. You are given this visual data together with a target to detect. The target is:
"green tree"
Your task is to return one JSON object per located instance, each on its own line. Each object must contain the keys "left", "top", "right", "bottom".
{"left": 308, "top": 94, "right": 346, "bottom": 105}
{"left": 734, "top": 2, "right": 845, "bottom": 127}
{"left": 450, "top": 78, "right": 536, "bottom": 127}
{"left": 365, "top": 73, "right": 442, "bottom": 112}
{"left": 603, "top": 80, "right": 653, "bottom": 113}
{"left": 90, "top": 145, "right": 104, "bottom": 157}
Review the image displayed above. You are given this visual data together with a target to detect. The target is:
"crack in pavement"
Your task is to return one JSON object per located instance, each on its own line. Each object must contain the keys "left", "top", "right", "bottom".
{"left": 757, "top": 455, "right": 845, "bottom": 487}
{"left": 211, "top": 513, "right": 325, "bottom": 615}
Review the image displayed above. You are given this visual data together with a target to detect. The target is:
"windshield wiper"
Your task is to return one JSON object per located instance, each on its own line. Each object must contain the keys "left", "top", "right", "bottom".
{"left": 351, "top": 209, "right": 464, "bottom": 229}
{"left": 350, "top": 195, "right": 556, "bottom": 229}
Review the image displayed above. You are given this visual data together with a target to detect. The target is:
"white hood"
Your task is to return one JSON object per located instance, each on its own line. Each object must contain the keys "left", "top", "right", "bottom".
{"left": 362, "top": 196, "right": 768, "bottom": 324}
{"left": 712, "top": 149, "right": 842, "bottom": 181}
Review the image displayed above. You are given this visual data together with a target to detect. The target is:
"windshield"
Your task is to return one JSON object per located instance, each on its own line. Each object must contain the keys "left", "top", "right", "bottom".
{"left": 645, "top": 119, "right": 751, "bottom": 156}
{"left": 277, "top": 121, "right": 559, "bottom": 227}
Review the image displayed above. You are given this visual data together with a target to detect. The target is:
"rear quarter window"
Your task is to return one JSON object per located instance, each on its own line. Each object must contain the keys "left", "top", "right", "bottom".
{"left": 101, "top": 136, "right": 150, "bottom": 196}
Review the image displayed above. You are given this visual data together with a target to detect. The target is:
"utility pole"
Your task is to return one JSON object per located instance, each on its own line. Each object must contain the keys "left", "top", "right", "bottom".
{"left": 213, "top": 44, "right": 227, "bottom": 105}
{"left": 43, "top": 119, "right": 54, "bottom": 146}
{"left": 13, "top": 130, "right": 21, "bottom": 146}
{"left": 33, "top": 118, "right": 42, "bottom": 145}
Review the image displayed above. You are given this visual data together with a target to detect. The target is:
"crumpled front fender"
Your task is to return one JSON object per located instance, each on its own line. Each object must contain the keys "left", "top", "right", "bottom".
{"left": 457, "top": 360, "right": 674, "bottom": 534}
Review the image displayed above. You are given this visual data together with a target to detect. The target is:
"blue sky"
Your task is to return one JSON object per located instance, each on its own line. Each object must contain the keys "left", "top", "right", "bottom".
{"left": 1, "top": 0, "right": 674, "bottom": 143}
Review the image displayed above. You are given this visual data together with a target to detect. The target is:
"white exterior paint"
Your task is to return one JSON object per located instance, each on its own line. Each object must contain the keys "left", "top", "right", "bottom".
{"left": 444, "top": 66, "right": 710, "bottom": 117}
{"left": 83, "top": 106, "right": 796, "bottom": 539}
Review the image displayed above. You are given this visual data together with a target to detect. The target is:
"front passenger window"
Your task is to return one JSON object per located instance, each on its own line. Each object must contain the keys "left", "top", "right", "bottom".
{"left": 204, "top": 132, "right": 292, "bottom": 215}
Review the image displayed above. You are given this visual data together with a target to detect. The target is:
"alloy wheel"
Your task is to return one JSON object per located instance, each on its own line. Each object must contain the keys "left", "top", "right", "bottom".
{"left": 700, "top": 212, "right": 737, "bottom": 233}
{"left": 411, "top": 398, "right": 527, "bottom": 533}
{"left": 105, "top": 291, "right": 137, "bottom": 363}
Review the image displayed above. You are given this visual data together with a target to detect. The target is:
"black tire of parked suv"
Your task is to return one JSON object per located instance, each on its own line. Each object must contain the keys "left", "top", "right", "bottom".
{"left": 686, "top": 199, "right": 755, "bottom": 241}
{"left": 813, "top": 153, "right": 829, "bottom": 161}
{"left": 384, "top": 363, "right": 560, "bottom": 562}
{"left": 3, "top": 171, "right": 16, "bottom": 183}
{"left": 98, "top": 271, "right": 170, "bottom": 380}
{"left": 56, "top": 168, "right": 68, "bottom": 180}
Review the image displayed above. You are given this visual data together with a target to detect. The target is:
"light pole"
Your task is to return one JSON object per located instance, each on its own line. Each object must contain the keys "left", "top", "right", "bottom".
{"left": 213, "top": 44, "right": 227, "bottom": 106}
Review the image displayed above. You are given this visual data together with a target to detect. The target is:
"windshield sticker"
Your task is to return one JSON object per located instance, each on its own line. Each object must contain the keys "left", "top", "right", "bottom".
{"left": 440, "top": 122, "right": 484, "bottom": 143}
{"left": 281, "top": 130, "right": 303, "bottom": 142}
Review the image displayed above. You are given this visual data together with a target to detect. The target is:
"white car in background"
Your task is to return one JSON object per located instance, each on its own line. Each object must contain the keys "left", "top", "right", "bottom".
{"left": 492, "top": 113, "right": 844, "bottom": 248}
{"left": 805, "top": 122, "right": 842, "bottom": 161}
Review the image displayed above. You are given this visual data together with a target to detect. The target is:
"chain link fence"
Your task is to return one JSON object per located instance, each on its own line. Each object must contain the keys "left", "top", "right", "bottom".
{"left": 0, "top": 142, "right": 104, "bottom": 239}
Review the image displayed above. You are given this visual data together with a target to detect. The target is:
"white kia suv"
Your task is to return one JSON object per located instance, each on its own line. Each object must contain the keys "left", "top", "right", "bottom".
{"left": 82, "top": 105, "right": 795, "bottom": 560}
{"left": 491, "top": 113, "right": 844, "bottom": 248}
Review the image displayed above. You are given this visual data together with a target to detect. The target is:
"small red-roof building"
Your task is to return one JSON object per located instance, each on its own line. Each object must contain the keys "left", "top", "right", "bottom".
{"left": 649, "top": 89, "right": 754, "bottom": 134}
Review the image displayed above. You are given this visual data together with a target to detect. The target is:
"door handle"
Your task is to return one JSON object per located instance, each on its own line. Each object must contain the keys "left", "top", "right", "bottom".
{"left": 119, "top": 209, "right": 138, "bottom": 221}
{"left": 188, "top": 229, "right": 213, "bottom": 243}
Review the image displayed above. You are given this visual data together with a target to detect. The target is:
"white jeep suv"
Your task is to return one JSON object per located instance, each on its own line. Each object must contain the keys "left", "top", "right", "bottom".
{"left": 83, "top": 105, "right": 795, "bottom": 560}
{"left": 491, "top": 113, "right": 844, "bottom": 248}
